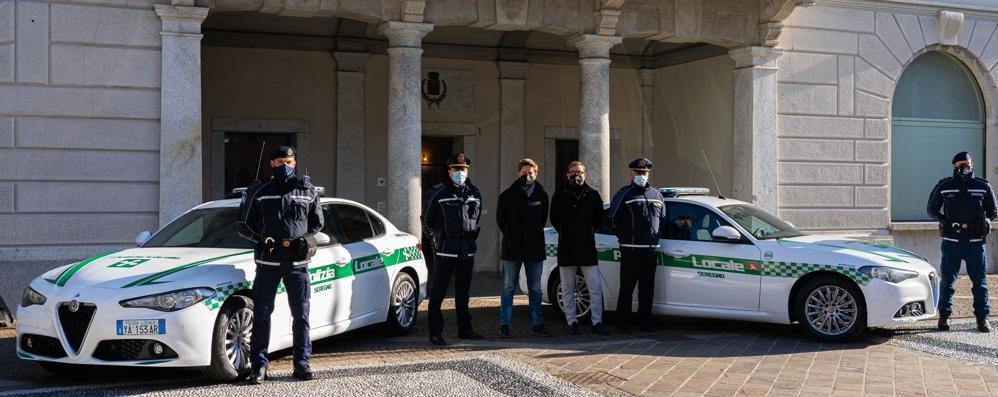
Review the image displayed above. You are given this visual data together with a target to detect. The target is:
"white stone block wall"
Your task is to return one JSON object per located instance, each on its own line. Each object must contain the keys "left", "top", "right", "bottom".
{"left": 0, "top": 0, "right": 164, "bottom": 260}
{"left": 779, "top": 1, "right": 998, "bottom": 271}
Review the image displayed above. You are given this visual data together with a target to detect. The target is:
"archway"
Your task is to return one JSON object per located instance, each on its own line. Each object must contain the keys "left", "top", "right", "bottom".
{"left": 890, "top": 51, "right": 986, "bottom": 221}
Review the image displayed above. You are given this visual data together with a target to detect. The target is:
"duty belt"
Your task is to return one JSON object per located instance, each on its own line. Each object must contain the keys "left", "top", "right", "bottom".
{"left": 263, "top": 236, "right": 297, "bottom": 253}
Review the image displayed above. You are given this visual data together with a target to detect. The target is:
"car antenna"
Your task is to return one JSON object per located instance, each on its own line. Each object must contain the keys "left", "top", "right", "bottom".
{"left": 702, "top": 150, "right": 726, "bottom": 200}
{"left": 254, "top": 141, "right": 266, "bottom": 183}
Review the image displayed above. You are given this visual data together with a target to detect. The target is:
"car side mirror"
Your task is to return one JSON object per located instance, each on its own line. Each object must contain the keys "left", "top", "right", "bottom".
{"left": 712, "top": 226, "right": 742, "bottom": 242}
{"left": 135, "top": 231, "right": 152, "bottom": 246}
{"left": 315, "top": 232, "right": 331, "bottom": 246}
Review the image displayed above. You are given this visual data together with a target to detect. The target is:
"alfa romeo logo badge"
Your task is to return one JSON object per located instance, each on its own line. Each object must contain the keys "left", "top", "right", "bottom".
{"left": 68, "top": 299, "right": 80, "bottom": 313}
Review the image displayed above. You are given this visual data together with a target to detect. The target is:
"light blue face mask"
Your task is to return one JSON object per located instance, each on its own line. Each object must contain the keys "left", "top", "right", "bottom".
{"left": 633, "top": 175, "right": 648, "bottom": 186}
{"left": 451, "top": 170, "right": 467, "bottom": 185}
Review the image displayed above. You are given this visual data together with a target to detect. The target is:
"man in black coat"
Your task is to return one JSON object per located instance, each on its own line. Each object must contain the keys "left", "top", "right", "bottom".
{"left": 423, "top": 153, "right": 484, "bottom": 345}
{"left": 550, "top": 161, "right": 610, "bottom": 335}
{"left": 608, "top": 157, "right": 667, "bottom": 333}
{"left": 496, "top": 158, "right": 553, "bottom": 338}
{"left": 928, "top": 151, "right": 997, "bottom": 332}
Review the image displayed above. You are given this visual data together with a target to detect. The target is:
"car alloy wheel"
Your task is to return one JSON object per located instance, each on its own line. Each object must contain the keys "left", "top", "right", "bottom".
{"left": 393, "top": 276, "right": 417, "bottom": 329}
{"left": 556, "top": 272, "right": 592, "bottom": 319}
{"left": 804, "top": 285, "right": 858, "bottom": 336}
{"left": 224, "top": 306, "right": 252, "bottom": 373}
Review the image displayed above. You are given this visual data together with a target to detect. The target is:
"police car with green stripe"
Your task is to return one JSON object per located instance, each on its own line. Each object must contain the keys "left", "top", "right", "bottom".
{"left": 533, "top": 188, "right": 939, "bottom": 341}
{"left": 16, "top": 194, "right": 427, "bottom": 380}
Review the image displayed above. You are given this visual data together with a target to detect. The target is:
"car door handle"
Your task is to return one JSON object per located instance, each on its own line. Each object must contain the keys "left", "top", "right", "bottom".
{"left": 665, "top": 249, "right": 687, "bottom": 258}
{"left": 381, "top": 249, "right": 393, "bottom": 255}
{"left": 596, "top": 244, "right": 611, "bottom": 250}
{"left": 334, "top": 258, "right": 350, "bottom": 266}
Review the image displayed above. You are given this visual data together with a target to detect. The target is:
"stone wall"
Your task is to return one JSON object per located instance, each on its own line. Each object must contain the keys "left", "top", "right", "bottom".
{"left": 779, "top": 0, "right": 998, "bottom": 272}
{"left": 0, "top": 0, "right": 165, "bottom": 261}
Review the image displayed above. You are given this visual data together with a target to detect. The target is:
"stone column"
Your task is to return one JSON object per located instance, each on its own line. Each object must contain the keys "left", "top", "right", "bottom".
{"left": 568, "top": 34, "right": 622, "bottom": 202}
{"left": 378, "top": 21, "right": 432, "bottom": 236}
{"left": 499, "top": 61, "right": 528, "bottom": 187}
{"left": 334, "top": 51, "right": 370, "bottom": 202}
{"left": 155, "top": 5, "right": 208, "bottom": 227}
{"left": 729, "top": 46, "right": 782, "bottom": 214}
{"left": 640, "top": 68, "right": 654, "bottom": 160}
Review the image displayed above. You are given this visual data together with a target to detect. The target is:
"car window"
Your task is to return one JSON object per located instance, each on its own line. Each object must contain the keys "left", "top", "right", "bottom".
{"left": 719, "top": 204, "right": 804, "bottom": 240}
{"left": 319, "top": 204, "right": 344, "bottom": 246}
{"left": 661, "top": 203, "right": 733, "bottom": 243}
{"left": 332, "top": 204, "right": 376, "bottom": 244}
{"left": 144, "top": 208, "right": 253, "bottom": 249}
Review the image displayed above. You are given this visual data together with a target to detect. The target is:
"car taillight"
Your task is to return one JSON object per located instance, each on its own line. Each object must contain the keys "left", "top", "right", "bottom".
{"left": 417, "top": 243, "right": 423, "bottom": 252}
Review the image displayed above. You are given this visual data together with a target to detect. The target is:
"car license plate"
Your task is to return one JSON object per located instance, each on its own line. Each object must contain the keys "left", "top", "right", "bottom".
{"left": 116, "top": 319, "right": 166, "bottom": 336}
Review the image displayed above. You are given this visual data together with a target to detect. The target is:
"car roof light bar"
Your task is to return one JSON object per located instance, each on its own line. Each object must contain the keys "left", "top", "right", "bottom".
{"left": 660, "top": 187, "right": 711, "bottom": 197}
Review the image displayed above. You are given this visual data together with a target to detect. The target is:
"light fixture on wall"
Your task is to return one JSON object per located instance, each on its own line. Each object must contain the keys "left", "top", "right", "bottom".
{"left": 421, "top": 152, "right": 429, "bottom": 164}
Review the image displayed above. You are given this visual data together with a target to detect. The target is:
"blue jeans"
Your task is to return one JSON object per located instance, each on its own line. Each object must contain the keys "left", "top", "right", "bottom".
{"left": 939, "top": 240, "right": 990, "bottom": 318}
{"left": 500, "top": 260, "right": 544, "bottom": 326}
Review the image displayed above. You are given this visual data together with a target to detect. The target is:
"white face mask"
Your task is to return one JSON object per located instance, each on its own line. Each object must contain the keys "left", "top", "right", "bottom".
{"left": 633, "top": 175, "right": 648, "bottom": 186}
{"left": 451, "top": 170, "right": 467, "bottom": 185}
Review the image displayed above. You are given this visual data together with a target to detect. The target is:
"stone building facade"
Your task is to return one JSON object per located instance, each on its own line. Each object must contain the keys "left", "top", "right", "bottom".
{"left": 0, "top": 0, "right": 996, "bottom": 274}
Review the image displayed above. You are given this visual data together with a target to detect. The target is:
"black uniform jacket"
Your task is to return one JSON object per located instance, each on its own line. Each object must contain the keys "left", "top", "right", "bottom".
{"left": 238, "top": 178, "right": 323, "bottom": 266}
{"left": 927, "top": 174, "right": 998, "bottom": 242}
{"left": 423, "top": 179, "right": 483, "bottom": 257}
{"left": 496, "top": 179, "right": 550, "bottom": 262}
{"left": 550, "top": 183, "right": 605, "bottom": 267}
{"left": 608, "top": 182, "right": 667, "bottom": 249}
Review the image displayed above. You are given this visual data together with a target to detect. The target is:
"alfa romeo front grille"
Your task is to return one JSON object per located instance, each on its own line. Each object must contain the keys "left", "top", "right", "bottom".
{"left": 57, "top": 302, "right": 96, "bottom": 353}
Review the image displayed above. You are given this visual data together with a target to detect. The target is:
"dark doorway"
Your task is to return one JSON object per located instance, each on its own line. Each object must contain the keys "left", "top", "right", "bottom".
{"left": 554, "top": 139, "right": 579, "bottom": 192}
{"left": 421, "top": 137, "right": 457, "bottom": 193}
{"left": 224, "top": 133, "right": 294, "bottom": 195}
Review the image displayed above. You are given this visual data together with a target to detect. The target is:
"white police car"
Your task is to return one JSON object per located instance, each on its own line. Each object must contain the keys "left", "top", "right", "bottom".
{"left": 16, "top": 194, "right": 427, "bottom": 380}
{"left": 529, "top": 188, "right": 938, "bottom": 341}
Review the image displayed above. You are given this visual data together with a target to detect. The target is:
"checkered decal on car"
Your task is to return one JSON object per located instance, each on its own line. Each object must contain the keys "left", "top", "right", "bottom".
{"left": 545, "top": 244, "right": 557, "bottom": 258}
{"left": 204, "top": 281, "right": 252, "bottom": 310}
{"left": 761, "top": 262, "right": 872, "bottom": 286}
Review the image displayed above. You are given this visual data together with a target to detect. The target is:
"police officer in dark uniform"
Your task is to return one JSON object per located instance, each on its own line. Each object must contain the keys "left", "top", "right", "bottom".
{"left": 238, "top": 146, "right": 324, "bottom": 383}
{"left": 928, "top": 151, "right": 997, "bottom": 332}
{"left": 423, "top": 153, "right": 484, "bottom": 345}
{"left": 608, "top": 158, "right": 667, "bottom": 334}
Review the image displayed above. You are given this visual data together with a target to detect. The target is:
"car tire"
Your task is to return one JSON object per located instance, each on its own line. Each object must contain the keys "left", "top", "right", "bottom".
{"left": 204, "top": 295, "right": 254, "bottom": 381}
{"left": 795, "top": 275, "right": 866, "bottom": 342}
{"left": 384, "top": 272, "right": 418, "bottom": 336}
{"left": 547, "top": 269, "right": 593, "bottom": 322}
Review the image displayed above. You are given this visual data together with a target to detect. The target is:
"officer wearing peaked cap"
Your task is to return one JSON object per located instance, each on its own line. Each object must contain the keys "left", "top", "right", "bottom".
{"left": 422, "top": 153, "right": 485, "bottom": 345}
{"left": 928, "top": 151, "right": 997, "bottom": 332}
{"left": 608, "top": 157, "right": 667, "bottom": 334}
{"left": 238, "top": 145, "right": 323, "bottom": 383}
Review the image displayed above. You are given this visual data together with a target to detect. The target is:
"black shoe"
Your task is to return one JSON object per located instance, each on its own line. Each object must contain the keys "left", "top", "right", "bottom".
{"left": 568, "top": 322, "right": 581, "bottom": 335}
{"left": 292, "top": 364, "right": 314, "bottom": 381}
{"left": 978, "top": 317, "right": 992, "bottom": 333}
{"left": 938, "top": 316, "right": 951, "bottom": 331}
{"left": 247, "top": 368, "right": 267, "bottom": 385}
{"left": 617, "top": 325, "right": 632, "bottom": 334}
{"left": 532, "top": 324, "right": 554, "bottom": 337}
{"left": 638, "top": 324, "right": 657, "bottom": 333}
{"left": 457, "top": 330, "right": 485, "bottom": 340}
{"left": 499, "top": 325, "right": 511, "bottom": 339}
{"left": 429, "top": 335, "right": 447, "bottom": 345}
{"left": 592, "top": 322, "right": 611, "bottom": 335}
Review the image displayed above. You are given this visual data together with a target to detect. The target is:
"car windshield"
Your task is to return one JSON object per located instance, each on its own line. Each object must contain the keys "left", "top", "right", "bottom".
{"left": 719, "top": 204, "right": 805, "bottom": 240}
{"left": 143, "top": 207, "right": 254, "bottom": 249}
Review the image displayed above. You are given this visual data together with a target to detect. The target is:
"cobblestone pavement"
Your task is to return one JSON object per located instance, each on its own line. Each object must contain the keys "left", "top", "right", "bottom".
{"left": 3, "top": 277, "right": 998, "bottom": 396}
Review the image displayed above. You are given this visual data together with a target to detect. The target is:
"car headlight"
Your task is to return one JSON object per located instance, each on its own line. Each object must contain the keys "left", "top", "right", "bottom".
{"left": 120, "top": 287, "right": 216, "bottom": 312}
{"left": 859, "top": 266, "right": 919, "bottom": 283}
{"left": 20, "top": 286, "right": 47, "bottom": 307}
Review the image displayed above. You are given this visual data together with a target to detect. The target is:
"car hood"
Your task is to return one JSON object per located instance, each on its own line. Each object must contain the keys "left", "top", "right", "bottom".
{"left": 39, "top": 247, "right": 254, "bottom": 290}
{"left": 776, "top": 235, "right": 930, "bottom": 269}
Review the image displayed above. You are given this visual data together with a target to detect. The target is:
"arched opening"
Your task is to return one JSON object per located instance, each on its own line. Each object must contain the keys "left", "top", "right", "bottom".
{"left": 891, "top": 51, "right": 986, "bottom": 221}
